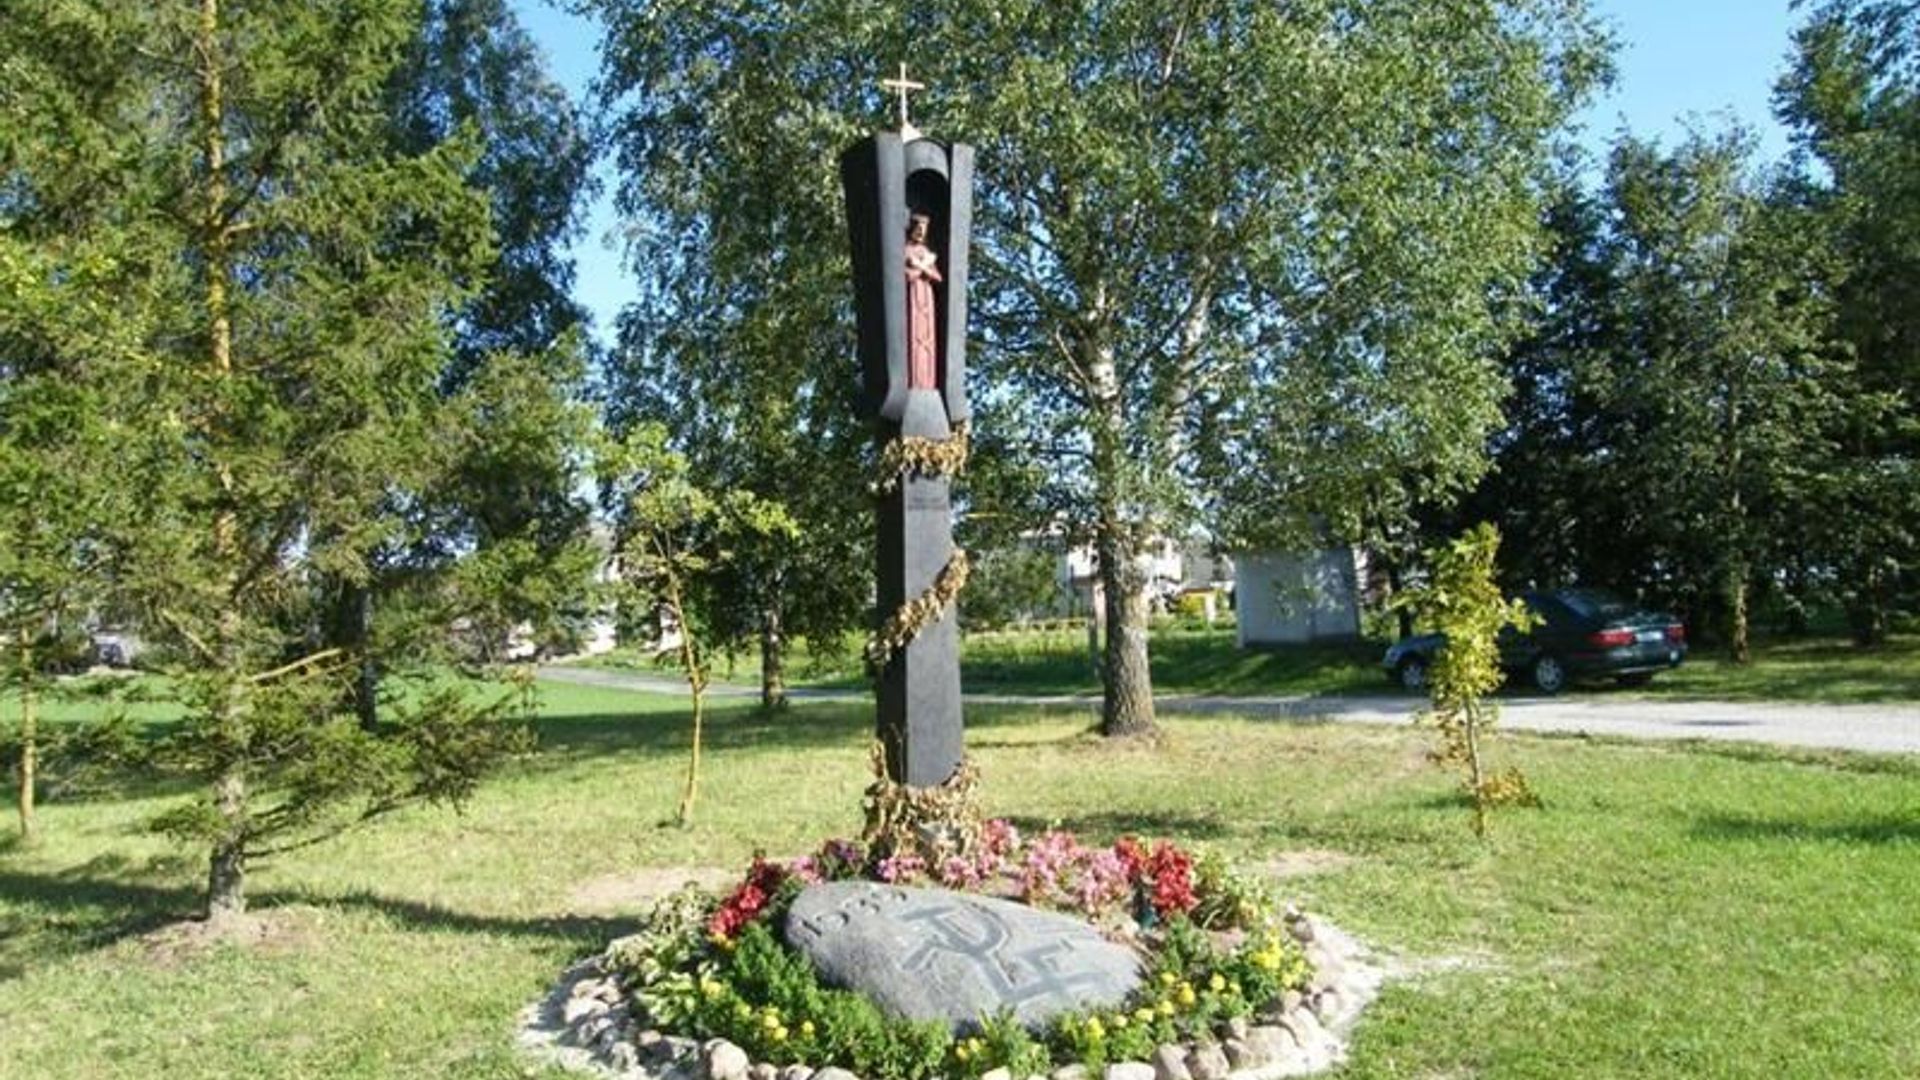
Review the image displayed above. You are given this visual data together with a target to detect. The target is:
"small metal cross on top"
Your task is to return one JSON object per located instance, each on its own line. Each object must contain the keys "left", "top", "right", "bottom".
{"left": 881, "top": 63, "right": 926, "bottom": 136}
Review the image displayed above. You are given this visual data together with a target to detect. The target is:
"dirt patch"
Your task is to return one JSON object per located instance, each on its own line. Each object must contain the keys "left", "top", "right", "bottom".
{"left": 566, "top": 866, "right": 740, "bottom": 915}
{"left": 1260, "top": 849, "right": 1359, "bottom": 879}
{"left": 136, "top": 905, "right": 322, "bottom": 968}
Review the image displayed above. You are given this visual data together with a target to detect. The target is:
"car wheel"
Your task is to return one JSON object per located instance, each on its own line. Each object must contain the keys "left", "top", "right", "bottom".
{"left": 1615, "top": 672, "right": 1653, "bottom": 688}
{"left": 1397, "top": 656, "right": 1429, "bottom": 693}
{"left": 1531, "top": 655, "right": 1568, "bottom": 695}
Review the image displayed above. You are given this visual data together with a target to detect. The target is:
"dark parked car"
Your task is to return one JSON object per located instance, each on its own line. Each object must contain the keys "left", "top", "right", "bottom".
{"left": 1383, "top": 587, "right": 1686, "bottom": 695}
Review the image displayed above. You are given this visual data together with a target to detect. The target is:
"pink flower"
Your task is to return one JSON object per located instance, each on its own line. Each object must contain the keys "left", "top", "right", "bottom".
{"left": 876, "top": 853, "right": 925, "bottom": 883}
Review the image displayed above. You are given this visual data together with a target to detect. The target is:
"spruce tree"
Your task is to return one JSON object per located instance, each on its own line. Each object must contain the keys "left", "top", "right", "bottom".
{"left": 3, "top": 0, "right": 529, "bottom": 923}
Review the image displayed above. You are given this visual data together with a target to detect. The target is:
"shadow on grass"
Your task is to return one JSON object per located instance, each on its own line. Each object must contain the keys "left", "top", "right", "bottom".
{"left": 1692, "top": 812, "right": 1920, "bottom": 845}
{"left": 0, "top": 864, "right": 640, "bottom": 982}
{"left": 315, "top": 888, "right": 637, "bottom": 944}
{"left": 1002, "top": 809, "right": 1238, "bottom": 842}
{"left": 0, "top": 863, "right": 198, "bottom": 979}
{"left": 529, "top": 698, "right": 1061, "bottom": 765}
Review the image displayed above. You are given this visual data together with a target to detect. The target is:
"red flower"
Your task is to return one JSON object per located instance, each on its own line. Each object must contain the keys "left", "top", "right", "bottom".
{"left": 708, "top": 857, "right": 789, "bottom": 939}
{"left": 1143, "top": 841, "right": 1197, "bottom": 917}
{"left": 1113, "top": 836, "right": 1150, "bottom": 880}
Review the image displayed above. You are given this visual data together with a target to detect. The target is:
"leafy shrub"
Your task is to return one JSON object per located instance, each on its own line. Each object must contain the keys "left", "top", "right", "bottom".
{"left": 614, "top": 834, "right": 1314, "bottom": 1079}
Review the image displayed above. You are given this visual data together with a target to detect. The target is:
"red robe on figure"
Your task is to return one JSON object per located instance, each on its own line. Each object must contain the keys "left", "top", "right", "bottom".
{"left": 905, "top": 233, "right": 941, "bottom": 390}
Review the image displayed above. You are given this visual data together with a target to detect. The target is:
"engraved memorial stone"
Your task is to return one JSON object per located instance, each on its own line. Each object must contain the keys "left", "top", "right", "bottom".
{"left": 785, "top": 882, "right": 1143, "bottom": 1033}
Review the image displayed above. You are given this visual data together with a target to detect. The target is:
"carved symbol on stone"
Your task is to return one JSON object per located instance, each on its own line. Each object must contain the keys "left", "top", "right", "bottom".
{"left": 898, "top": 903, "right": 1109, "bottom": 1006}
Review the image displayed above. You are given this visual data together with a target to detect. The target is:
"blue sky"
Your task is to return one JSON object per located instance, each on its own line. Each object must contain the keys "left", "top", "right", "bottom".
{"left": 512, "top": 0, "right": 1810, "bottom": 344}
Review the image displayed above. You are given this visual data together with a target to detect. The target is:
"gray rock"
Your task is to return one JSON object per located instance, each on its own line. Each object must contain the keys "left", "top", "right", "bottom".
{"left": 1307, "top": 947, "right": 1345, "bottom": 986}
{"left": 1183, "top": 1043, "right": 1230, "bottom": 1080}
{"left": 1150, "top": 1044, "right": 1191, "bottom": 1080}
{"left": 778, "top": 1067, "right": 815, "bottom": 1080}
{"left": 1051, "top": 1065, "right": 1091, "bottom": 1080}
{"left": 1249, "top": 1025, "right": 1297, "bottom": 1058}
{"left": 1280, "top": 990, "right": 1304, "bottom": 1015}
{"left": 1279, "top": 1009, "right": 1326, "bottom": 1050}
{"left": 1311, "top": 988, "right": 1341, "bottom": 1023}
{"left": 749, "top": 1064, "right": 780, "bottom": 1080}
{"left": 1222, "top": 1038, "right": 1264, "bottom": 1071}
{"left": 981, "top": 1069, "right": 1013, "bottom": 1080}
{"left": 608, "top": 1042, "right": 641, "bottom": 1072}
{"left": 812, "top": 1069, "right": 861, "bottom": 1080}
{"left": 1225, "top": 1017, "right": 1249, "bottom": 1041}
{"left": 564, "top": 994, "right": 610, "bottom": 1025}
{"left": 786, "top": 883, "right": 1141, "bottom": 1033}
{"left": 1105, "top": 1064, "right": 1155, "bottom": 1080}
{"left": 702, "top": 1039, "right": 751, "bottom": 1080}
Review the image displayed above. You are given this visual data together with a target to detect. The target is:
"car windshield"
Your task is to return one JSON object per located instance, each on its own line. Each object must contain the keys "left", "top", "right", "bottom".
{"left": 1557, "top": 588, "right": 1633, "bottom": 619}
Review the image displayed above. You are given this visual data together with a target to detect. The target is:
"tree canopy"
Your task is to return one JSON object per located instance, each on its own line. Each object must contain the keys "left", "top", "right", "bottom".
{"left": 591, "top": 0, "right": 1611, "bottom": 733}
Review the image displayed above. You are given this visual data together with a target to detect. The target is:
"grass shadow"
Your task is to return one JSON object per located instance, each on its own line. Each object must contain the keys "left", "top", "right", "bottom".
{"left": 309, "top": 888, "right": 638, "bottom": 945}
{"left": 0, "top": 862, "right": 646, "bottom": 984}
{"left": 0, "top": 863, "right": 199, "bottom": 979}
{"left": 1003, "top": 809, "right": 1238, "bottom": 841}
{"left": 1692, "top": 812, "right": 1920, "bottom": 845}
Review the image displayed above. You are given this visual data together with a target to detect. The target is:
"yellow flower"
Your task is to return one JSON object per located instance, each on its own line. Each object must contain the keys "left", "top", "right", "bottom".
{"left": 801, "top": 1021, "right": 816, "bottom": 1037}
{"left": 1111, "top": 1013, "right": 1128, "bottom": 1028}
{"left": 1134, "top": 1008, "right": 1156, "bottom": 1024}
{"left": 1208, "top": 973, "right": 1226, "bottom": 993}
{"left": 734, "top": 1003, "right": 752, "bottom": 1020}
{"left": 1177, "top": 984, "right": 1197, "bottom": 1007}
{"left": 955, "top": 1045, "right": 972, "bottom": 1063}
{"left": 771, "top": 1026, "right": 789, "bottom": 1042}
{"left": 762, "top": 1012, "right": 782, "bottom": 1030}
{"left": 700, "top": 979, "right": 724, "bottom": 998}
{"left": 1157, "top": 1000, "right": 1176, "bottom": 1018}
{"left": 1230, "top": 981, "right": 1242, "bottom": 997}
{"left": 1085, "top": 1017, "right": 1106, "bottom": 1040}
{"left": 1159, "top": 971, "right": 1178, "bottom": 986}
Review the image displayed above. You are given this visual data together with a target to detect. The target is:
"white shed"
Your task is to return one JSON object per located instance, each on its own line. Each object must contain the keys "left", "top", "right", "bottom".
{"left": 1233, "top": 549, "right": 1365, "bottom": 646}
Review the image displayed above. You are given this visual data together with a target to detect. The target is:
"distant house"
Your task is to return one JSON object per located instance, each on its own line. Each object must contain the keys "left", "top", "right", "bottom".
{"left": 1233, "top": 548, "right": 1365, "bottom": 646}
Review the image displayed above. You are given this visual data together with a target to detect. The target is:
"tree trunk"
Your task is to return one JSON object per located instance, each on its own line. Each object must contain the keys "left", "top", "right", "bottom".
{"left": 16, "top": 636, "right": 36, "bottom": 841}
{"left": 759, "top": 598, "right": 786, "bottom": 711}
{"left": 1464, "top": 701, "right": 1487, "bottom": 839}
{"left": 1849, "top": 562, "right": 1888, "bottom": 647}
{"left": 198, "top": 0, "right": 248, "bottom": 925}
{"left": 1096, "top": 525, "right": 1157, "bottom": 738}
{"left": 348, "top": 584, "right": 377, "bottom": 729}
{"left": 1727, "top": 566, "right": 1750, "bottom": 665}
{"left": 205, "top": 763, "right": 246, "bottom": 923}
{"left": 669, "top": 575, "right": 704, "bottom": 826}
{"left": 1387, "top": 562, "right": 1415, "bottom": 639}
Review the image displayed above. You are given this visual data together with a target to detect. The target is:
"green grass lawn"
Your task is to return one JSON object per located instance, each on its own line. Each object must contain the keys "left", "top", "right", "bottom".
{"left": 1643, "top": 633, "right": 1920, "bottom": 703}
{"left": 580, "top": 623, "right": 1920, "bottom": 704}
{"left": 583, "top": 624, "right": 1389, "bottom": 698}
{"left": 2, "top": 680, "right": 1918, "bottom": 1078}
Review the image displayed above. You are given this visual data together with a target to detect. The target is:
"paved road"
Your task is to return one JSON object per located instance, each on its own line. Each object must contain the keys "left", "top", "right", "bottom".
{"left": 538, "top": 664, "right": 1920, "bottom": 755}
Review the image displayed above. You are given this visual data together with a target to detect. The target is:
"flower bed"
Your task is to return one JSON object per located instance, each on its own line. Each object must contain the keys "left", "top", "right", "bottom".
{"left": 600, "top": 824, "right": 1323, "bottom": 1080}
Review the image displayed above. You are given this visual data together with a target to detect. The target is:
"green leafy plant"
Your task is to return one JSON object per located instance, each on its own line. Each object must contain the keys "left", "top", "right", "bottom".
{"left": 1403, "top": 523, "right": 1542, "bottom": 835}
{"left": 614, "top": 845, "right": 1315, "bottom": 1079}
{"left": 605, "top": 424, "right": 799, "bottom": 826}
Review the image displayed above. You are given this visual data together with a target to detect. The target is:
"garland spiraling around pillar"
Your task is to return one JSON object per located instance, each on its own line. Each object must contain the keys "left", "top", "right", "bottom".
{"left": 863, "top": 549, "right": 970, "bottom": 673}
{"left": 864, "top": 422, "right": 972, "bottom": 674}
{"left": 868, "top": 421, "right": 969, "bottom": 496}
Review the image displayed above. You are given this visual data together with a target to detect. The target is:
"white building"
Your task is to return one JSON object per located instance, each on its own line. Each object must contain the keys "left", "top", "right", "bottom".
{"left": 1232, "top": 548, "right": 1365, "bottom": 646}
